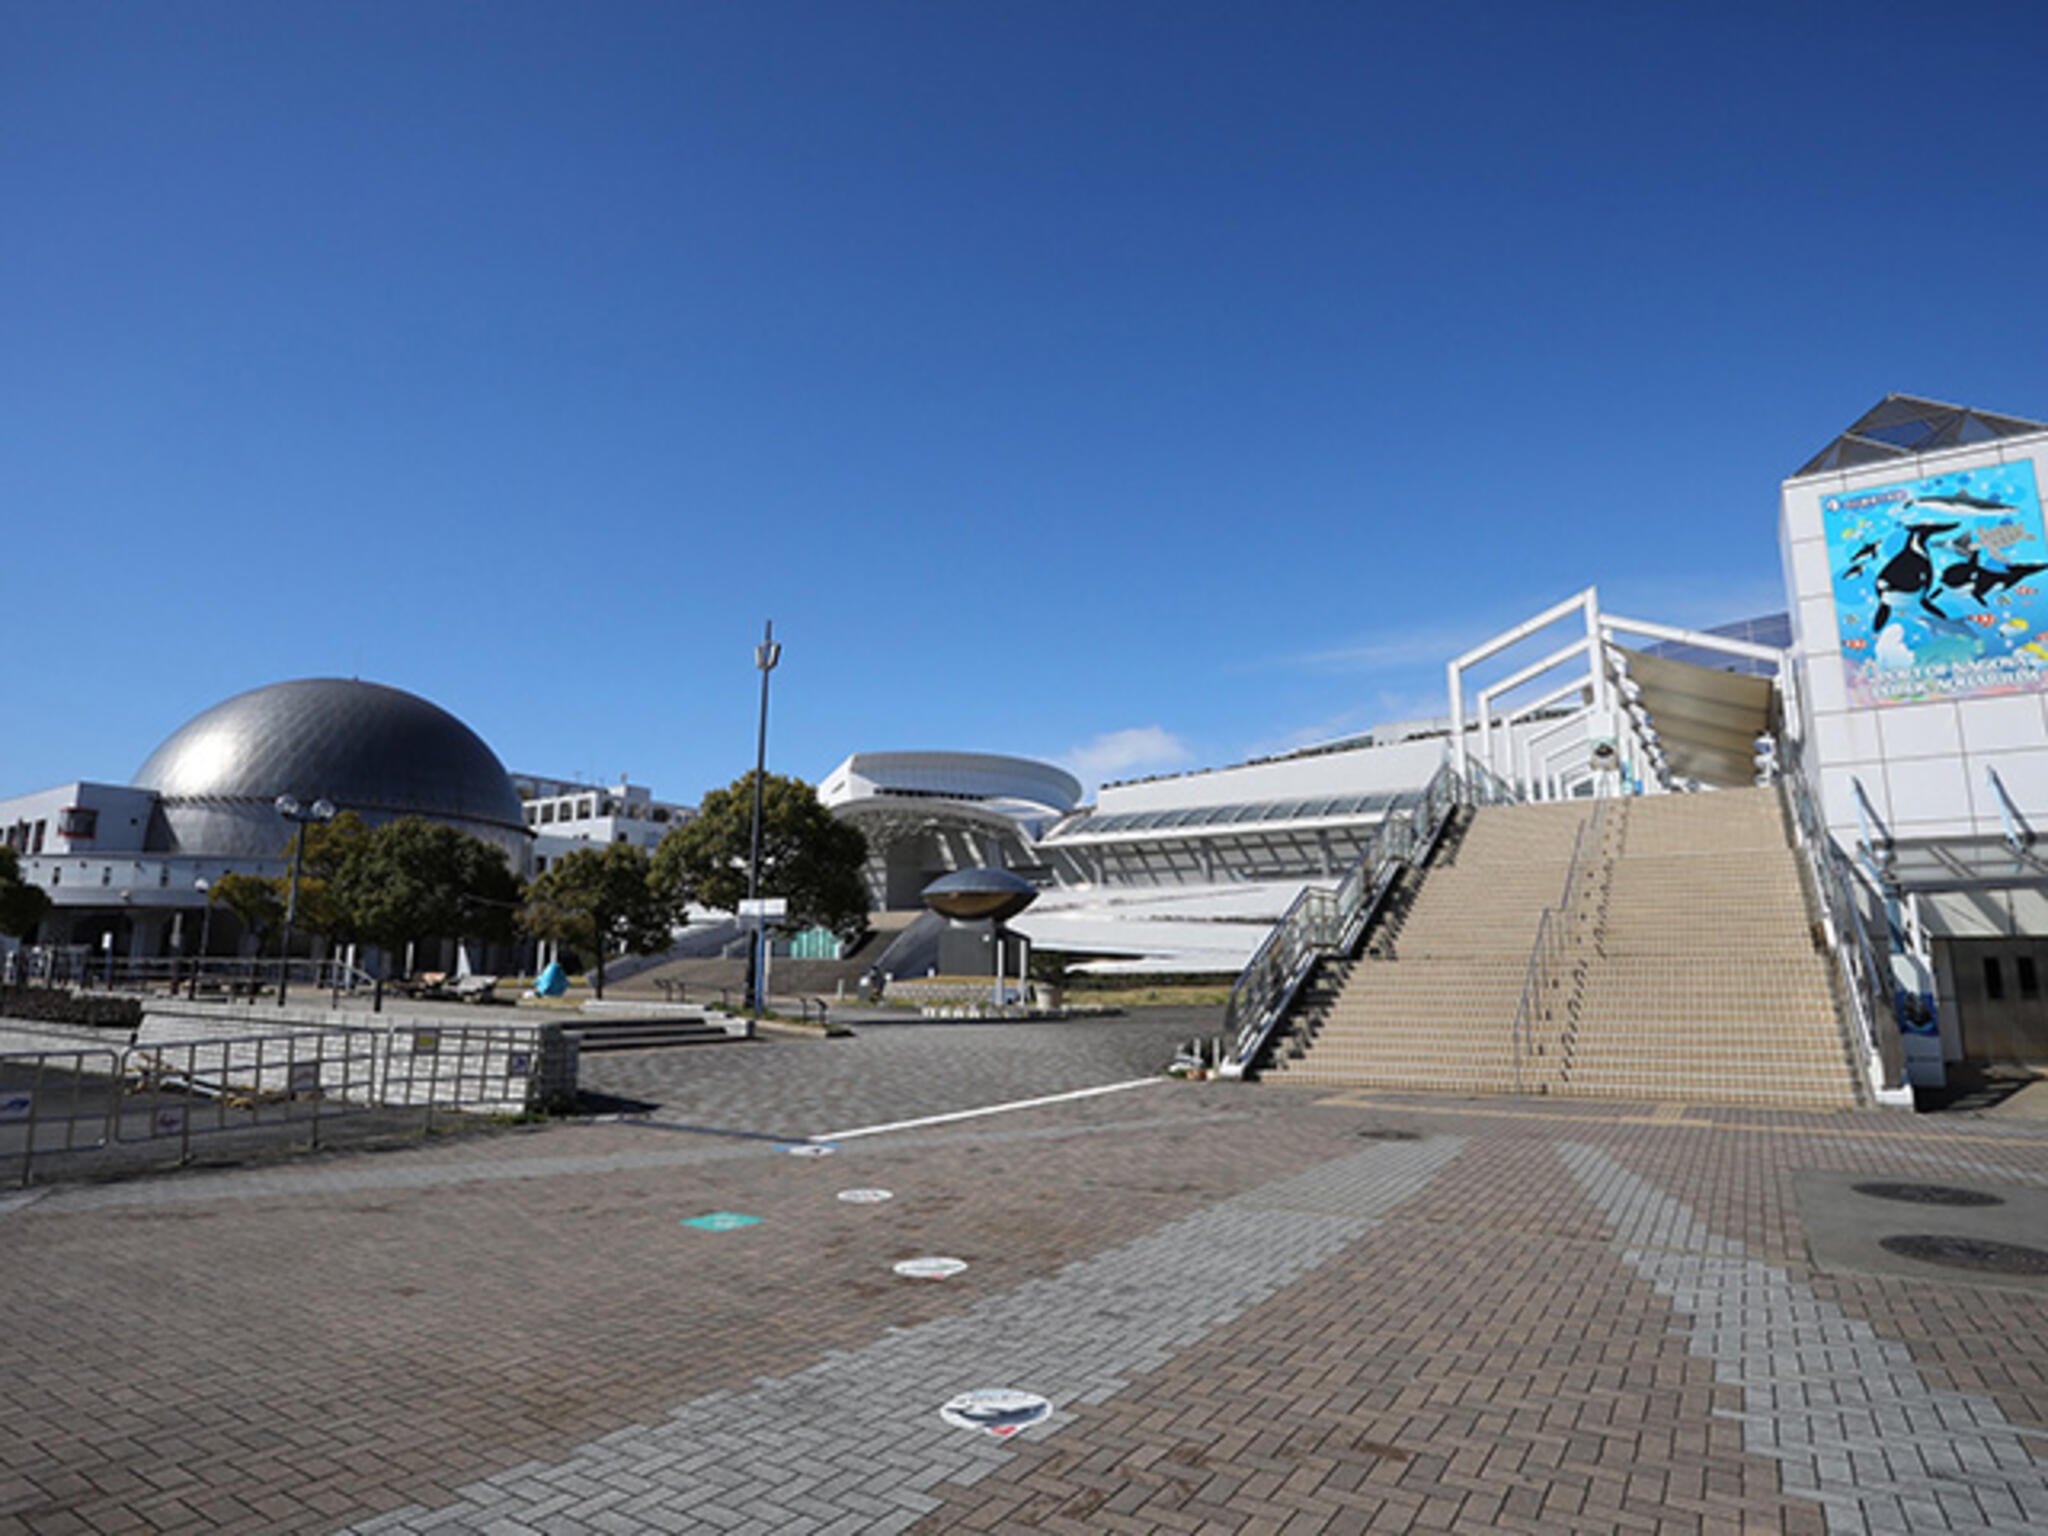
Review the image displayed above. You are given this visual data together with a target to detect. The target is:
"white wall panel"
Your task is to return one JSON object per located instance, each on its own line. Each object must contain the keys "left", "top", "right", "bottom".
{"left": 1955, "top": 692, "right": 2048, "bottom": 753}
{"left": 1798, "top": 595, "right": 1842, "bottom": 660}
{"left": 1883, "top": 754, "right": 1974, "bottom": 833}
{"left": 1877, "top": 701, "right": 1964, "bottom": 761}
{"left": 1963, "top": 745, "right": 2048, "bottom": 824}
{"left": 1813, "top": 710, "right": 1884, "bottom": 765}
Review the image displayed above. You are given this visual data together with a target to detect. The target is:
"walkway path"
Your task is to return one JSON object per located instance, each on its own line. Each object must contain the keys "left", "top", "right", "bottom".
{"left": 4, "top": 1014, "right": 2046, "bottom": 1533}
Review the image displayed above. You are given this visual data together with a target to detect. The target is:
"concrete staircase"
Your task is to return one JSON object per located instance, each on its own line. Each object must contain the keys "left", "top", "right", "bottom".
{"left": 1270, "top": 800, "right": 1593, "bottom": 1095}
{"left": 1267, "top": 787, "right": 1864, "bottom": 1109}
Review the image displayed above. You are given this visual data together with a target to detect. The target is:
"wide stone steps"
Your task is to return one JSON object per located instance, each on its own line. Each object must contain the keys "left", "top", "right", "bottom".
{"left": 1271, "top": 786, "right": 1862, "bottom": 1108}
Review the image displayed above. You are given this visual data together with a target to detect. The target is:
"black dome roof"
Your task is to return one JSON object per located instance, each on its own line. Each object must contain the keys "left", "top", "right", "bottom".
{"left": 132, "top": 679, "right": 525, "bottom": 858}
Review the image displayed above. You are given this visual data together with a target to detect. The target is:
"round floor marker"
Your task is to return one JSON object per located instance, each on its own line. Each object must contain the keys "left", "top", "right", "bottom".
{"left": 939, "top": 1389, "right": 1051, "bottom": 1438}
{"left": 682, "top": 1212, "right": 762, "bottom": 1232}
{"left": 894, "top": 1256, "right": 967, "bottom": 1279}
{"left": 837, "top": 1188, "right": 894, "bottom": 1204}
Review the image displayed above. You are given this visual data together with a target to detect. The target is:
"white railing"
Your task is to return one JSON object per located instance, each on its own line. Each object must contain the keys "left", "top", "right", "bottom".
{"left": 1777, "top": 740, "right": 1905, "bottom": 1103}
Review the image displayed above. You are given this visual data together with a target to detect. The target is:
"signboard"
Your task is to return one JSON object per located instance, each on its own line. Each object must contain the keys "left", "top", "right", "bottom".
{"left": 739, "top": 898, "right": 789, "bottom": 919}
{"left": 1824, "top": 461, "right": 2048, "bottom": 707}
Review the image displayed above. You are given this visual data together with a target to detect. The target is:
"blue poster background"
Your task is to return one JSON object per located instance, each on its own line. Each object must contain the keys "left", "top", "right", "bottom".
{"left": 1822, "top": 460, "right": 2048, "bottom": 707}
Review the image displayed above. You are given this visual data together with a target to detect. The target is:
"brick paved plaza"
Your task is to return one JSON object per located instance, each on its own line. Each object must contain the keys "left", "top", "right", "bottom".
{"left": 5, "top": 1015, "right": 2047, "bottom": 1534}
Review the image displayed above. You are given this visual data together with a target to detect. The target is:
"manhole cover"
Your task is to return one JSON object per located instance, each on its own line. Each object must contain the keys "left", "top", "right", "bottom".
{"left": 1356, "top": 1127, "right": 1420, "bottom": 1142}
{"left": 1878, "top": 1235, "right": 2048, "bottom": 1275}
{"left": 1853, "top": 1181, "right": 2004, "bottom": 1207}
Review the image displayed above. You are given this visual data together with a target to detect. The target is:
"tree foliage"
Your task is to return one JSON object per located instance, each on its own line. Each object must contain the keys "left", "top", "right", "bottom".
{"left": 522, "top": 842, "right": 673, "bottom": 998}
{"left": 209, "top": 872, "right": 282, "bottom": 949}
{"left": 329, "top": 817, "right": 522, "bottom": 958}
{"left": 0, "top": 846, "right": 51, "bottom": 941}
{"left": 651, "top": 771, "right": 869, "bottom": 942}
{"left": 193, "top": 814, "right": 517, "bottom": 967}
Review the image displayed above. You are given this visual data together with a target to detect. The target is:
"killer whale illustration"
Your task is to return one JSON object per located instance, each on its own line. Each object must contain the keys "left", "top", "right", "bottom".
{"left": 1872, "top": 522, "right": 1957, "bottom": 633}
{"left": 1940, "top": 548, "right": 2048, "bottom": 605}
{"left": 1841, "top": 540, "right": 1880, "bottom": 579}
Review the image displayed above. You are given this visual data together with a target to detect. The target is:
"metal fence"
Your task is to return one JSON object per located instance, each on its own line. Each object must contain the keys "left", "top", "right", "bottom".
{"left": 0, "top": 1047, "right": 122, "bottom": 1185}
{"left": 13, "top": 951, "right": 377, "bottom": 1000}
{"left": 1, "top": 1021, "right": 568, "bottom": 1187}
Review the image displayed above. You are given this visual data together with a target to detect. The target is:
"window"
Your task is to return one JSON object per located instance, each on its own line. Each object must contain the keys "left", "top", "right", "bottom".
{"left": 2018, "top": 956, "right": 2040, "bottom": 1001}
{"left": 540, "top": 803, "right": 555, "bottom": 824}
{"left": 58, "top": 806, "right": 98, "bottom": 840}
{"left": 32, "top": 819, "right": 45, "bottom": 853}
{"left": 1984, "top": 956, "right": 2005, "bottom": 1001}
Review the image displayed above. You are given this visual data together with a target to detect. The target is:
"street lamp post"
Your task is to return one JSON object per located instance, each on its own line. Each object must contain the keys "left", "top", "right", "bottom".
{"left": 275, "top": 796, "right": 336, "bottom": 1006}
{"left": 189, "top": 877, "right": 213, "bottom": 1000}
{"left": 746, "top": 620, "right": 781, "bottom": 1024}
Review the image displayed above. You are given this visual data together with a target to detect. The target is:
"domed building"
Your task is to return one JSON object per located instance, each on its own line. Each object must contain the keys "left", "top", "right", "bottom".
{"left": 133, "top": 679, "right": 529, "bottom": 866}
{"left": 1, "top": 679, "right": 530, "bottom": 967}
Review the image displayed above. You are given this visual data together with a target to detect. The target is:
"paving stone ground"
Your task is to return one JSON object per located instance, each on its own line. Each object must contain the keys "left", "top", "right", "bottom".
{"left": 4, "top": 1015, "right": 2047, "bottom": 1534}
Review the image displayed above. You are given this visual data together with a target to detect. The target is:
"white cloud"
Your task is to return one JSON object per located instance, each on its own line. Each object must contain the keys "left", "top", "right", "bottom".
{"left": 1063, "top": 726, "right": 1194, "bottom": 785}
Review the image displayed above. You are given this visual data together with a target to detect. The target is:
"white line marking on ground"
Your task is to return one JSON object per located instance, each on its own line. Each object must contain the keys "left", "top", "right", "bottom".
{"left": 814, "top": 1077, "right": 1164, "bottom": 1143}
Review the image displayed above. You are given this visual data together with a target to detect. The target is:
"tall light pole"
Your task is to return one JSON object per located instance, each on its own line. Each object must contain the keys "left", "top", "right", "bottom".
{"left": 275, "top": 796, "right": 336, "bottom": 1006}
{"left": 746, "top": 620, "right": 781, "bottom": 1023}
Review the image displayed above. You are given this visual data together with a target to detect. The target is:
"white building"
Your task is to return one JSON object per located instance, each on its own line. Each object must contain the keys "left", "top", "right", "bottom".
{"left": 1, "top": 678, "right": 533, "bottom": 969}
{"left": 513, "top": 774, "right": 694, "bottom": 873}
{"left": 1778, "top": 394, "right": 2048, "bottom": 1069}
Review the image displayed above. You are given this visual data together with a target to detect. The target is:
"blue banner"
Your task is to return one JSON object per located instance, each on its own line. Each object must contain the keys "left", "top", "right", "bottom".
{"left": 1823, "top": 460, "right": 2048, "bottom": 707}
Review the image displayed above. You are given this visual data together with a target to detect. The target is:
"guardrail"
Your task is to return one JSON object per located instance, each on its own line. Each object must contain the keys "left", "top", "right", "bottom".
{"left": 0, "top": 1047, "right": 122, "bottom": 1185}
{"left": 1220, "top": 762, "right": 1501, "bottom": 1078}
{"left": 1, "top": 1021, "right": 570, "bottom": 1187}
{"left": 1777, "top": 739, "right": 1905, "bottom": 1103}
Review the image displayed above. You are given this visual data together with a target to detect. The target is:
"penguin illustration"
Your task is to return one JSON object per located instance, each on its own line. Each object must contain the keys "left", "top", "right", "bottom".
{"left": 1871, "top": 522, "right": 1957, "bottom": 633}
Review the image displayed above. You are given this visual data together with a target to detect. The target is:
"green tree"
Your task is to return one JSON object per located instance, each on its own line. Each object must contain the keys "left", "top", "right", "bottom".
{"left": 651, "top": 771, "right": 869, "bottom": 943}
{"left": 328, "top": 817, "right": 522, "bottom": 971}
{"left": 522, "top": 842, "right": 673, "bottom": 999}
{"left": 294, "top": 811, "right": 373, "bottom": 944}
{"left": 0, "top": 846, "right": 51, "bottom": 941}
{"left": 209, "top": 871, "right": 283, "bottom": 952}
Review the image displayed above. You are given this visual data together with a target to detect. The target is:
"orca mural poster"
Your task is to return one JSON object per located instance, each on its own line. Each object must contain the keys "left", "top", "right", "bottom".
{"left": 1823, "top": 460, "right": 2048, "bottom": 707}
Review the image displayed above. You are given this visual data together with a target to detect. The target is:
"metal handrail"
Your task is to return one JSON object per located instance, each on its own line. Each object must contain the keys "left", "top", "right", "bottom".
{"left": 1220, "top": 762, "right": 1489, "bottom": 1077}
{"left": 1777, "top": 739, "right": 1903, "bottom": 1100}
{"left": 1508, "top": 800, "right": 1603, "bottom": 1092}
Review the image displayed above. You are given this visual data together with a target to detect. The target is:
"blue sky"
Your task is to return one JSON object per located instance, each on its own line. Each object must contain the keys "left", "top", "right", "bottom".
{"left": 6, "top": 1, "right": 2046, "bottom": 804}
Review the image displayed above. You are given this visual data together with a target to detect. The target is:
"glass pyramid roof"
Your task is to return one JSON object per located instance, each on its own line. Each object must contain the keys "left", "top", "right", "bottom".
{"left": 1794, "top": 394, "right": 2046, "bottom": 477}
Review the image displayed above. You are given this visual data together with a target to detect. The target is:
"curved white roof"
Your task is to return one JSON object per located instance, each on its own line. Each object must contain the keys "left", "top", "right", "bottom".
{"left": 819, "top": 751, "right": 1081, "bottom": 815}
